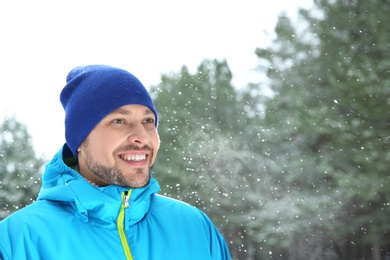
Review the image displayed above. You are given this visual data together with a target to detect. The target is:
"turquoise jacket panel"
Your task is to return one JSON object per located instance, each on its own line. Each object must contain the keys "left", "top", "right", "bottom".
{"left": 0, "top": 146, "right": 231, "bottom": 260}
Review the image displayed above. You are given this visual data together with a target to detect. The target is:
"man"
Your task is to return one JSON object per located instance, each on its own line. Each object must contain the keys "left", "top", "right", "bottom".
{"left": 0, "top": 65, "right": 231, "bottom": 260}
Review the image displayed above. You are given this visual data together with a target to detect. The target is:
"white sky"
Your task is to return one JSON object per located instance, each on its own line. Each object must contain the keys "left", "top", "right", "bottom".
{"left": 0, "top": 0, "right": 312, "bottom": 159}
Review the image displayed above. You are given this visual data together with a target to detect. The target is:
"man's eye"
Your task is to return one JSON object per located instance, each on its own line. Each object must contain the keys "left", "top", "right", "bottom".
{"left": 112, "top": 119, "right": 125, "bottom": 124}
{"left": 144, "top": 118, "right": 155, "bottom": 124}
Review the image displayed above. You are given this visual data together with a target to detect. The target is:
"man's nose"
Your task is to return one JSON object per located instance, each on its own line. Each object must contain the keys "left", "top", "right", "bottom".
{"left": 126, "top": 123, "right": 150, "bottom": 145}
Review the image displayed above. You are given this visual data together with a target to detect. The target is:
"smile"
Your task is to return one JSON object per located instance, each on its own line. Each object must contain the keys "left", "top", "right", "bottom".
{"left": 121, "top": 154, "right": 147, "bottom": 161}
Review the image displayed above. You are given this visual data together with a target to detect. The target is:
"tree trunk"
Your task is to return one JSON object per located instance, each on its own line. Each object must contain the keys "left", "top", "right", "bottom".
{"left": 372, "top": 241, "right": 381, "bottom": 260}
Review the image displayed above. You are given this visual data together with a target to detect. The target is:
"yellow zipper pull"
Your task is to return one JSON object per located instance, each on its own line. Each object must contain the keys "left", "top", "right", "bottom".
{"left": 124, "top": 190, "right": 130, "bottom": 208}
{"left": 117, "top": 190, "right": 134, "bottom": 260}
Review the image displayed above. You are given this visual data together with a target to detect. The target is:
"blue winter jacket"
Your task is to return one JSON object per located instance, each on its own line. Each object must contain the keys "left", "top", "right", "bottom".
{"left": 0, "top": 146, "right": 231, "bottom": 260}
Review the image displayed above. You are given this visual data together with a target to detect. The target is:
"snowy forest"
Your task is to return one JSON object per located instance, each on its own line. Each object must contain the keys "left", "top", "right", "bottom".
{"left": 1, "top": 0, "right": 389, "bottom": 259}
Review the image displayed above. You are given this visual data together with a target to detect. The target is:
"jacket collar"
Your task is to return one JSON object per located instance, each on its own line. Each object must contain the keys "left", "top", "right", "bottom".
{"left": 37, "top": 145, "right": 160, "bottom": 229}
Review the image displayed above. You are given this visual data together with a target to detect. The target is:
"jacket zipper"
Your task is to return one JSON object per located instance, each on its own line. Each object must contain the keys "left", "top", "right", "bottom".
{"left": 117, "top": 189, "right": 134, "bottom": 260}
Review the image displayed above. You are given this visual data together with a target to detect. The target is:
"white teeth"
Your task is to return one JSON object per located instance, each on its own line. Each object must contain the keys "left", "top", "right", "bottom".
{"left": 123, "top": 154, "right": 146, "bottom": 161}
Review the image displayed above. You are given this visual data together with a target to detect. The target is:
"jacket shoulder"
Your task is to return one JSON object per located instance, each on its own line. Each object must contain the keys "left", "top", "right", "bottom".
{"left": 151, "top": 194, "right": 203, "bottom": 215}
{"left": 145, "top": 194, "right": 231, "bottom": 259}
{"left": 149, "top": 194, "right": 215, "bottom": 230}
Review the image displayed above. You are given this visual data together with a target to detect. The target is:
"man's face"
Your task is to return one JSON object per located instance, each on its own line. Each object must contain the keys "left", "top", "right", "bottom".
{"left": 77, "top": 104, "right": 160, "bottom": 188}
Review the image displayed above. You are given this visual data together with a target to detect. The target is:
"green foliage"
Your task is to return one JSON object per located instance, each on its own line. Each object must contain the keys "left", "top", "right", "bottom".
{"left": 150, "top": 0, "right": 390, "bottom": 259}
{"left": 255, "top": 0, "right": 390, "bottom": 257}
{"left": 151, "top": 59, "right": 267, "bottom": 257}
{"left": 151, "top": 59, "right": 243, "bottom": 198}
{"left": 0, "top": 116, "right": 45, "bottom": 219}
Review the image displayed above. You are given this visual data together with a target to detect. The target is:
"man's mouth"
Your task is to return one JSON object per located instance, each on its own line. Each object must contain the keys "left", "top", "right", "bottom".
{"left": 121, "top": 154, "right": 147, "bottom": 161}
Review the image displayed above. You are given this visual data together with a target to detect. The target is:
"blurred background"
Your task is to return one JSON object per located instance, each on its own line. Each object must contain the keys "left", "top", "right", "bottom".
{"left": 1, "top": 0, "right": 389, "bottom": 259}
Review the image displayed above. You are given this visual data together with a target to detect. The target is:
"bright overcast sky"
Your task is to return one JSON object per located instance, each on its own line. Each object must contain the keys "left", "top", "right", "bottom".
{"left": 0, "top": 0, "right": 312, "bottom": 158}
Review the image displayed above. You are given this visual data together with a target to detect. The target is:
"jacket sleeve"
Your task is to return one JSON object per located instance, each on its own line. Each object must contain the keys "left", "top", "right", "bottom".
{"left": 0, "top": 222, "right": 11, "bottom": 260}
{"left": 199, "top": 211, "right": 232, "bottom": 260}
{"left": 210, "top": 225, "right": 231, "bottom": 260}
{"left": 0, "top": 246, "right": 10, "bottom": 260}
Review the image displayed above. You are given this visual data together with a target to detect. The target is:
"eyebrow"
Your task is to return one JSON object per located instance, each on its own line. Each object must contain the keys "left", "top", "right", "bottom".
{"left": 114, "top": 107, "right": 154, "bottom": 116}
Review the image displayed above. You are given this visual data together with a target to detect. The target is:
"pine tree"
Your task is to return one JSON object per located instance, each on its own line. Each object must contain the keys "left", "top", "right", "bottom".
{"left": 0, "top": 116, "right": 45, "bottom": 219}
{"left": 150, "top": 59, "right": 268, "bottom": 259}
{"left": 255, "top": 0, "right": 390, "bottom": 258}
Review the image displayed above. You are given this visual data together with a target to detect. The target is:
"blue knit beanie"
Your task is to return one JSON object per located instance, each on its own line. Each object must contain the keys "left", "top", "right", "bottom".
{"left": 60, "top": 64, "right": 158, "bottom": 159}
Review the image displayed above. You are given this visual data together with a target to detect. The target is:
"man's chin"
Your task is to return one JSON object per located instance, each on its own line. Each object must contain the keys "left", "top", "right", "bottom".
{"left": 122, "top": 171, "right": 151, "bottom": 189}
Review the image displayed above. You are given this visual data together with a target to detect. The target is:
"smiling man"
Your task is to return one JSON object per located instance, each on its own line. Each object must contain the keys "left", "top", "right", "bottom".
{"left": 0, "top": 65, "right": 231, "bottom": 260}
{"left": 77, "top": 104, "right": 159, "bottom": 188}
